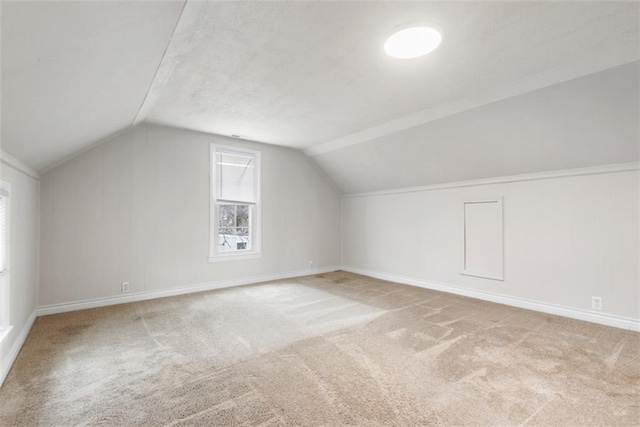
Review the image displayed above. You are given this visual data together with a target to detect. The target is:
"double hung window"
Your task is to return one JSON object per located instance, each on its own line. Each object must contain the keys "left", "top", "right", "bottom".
{"left": 209, "top": 146, "right": 261, "bottom": 262}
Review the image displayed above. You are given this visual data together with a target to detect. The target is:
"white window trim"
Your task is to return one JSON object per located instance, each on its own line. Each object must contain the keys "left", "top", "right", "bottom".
{"left": 209, "top": 144, "right": 262, "bottom": 262}
{"left": 0, "top": 180, "right": 11, "bottom": 342}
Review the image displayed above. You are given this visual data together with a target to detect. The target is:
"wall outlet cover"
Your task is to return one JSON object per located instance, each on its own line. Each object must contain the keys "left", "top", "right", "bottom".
{"left": 591, "top": 296, "right": 602, "bottom": 311}
{"left": 121, "top": 282, "right": 130, "bottom": 293}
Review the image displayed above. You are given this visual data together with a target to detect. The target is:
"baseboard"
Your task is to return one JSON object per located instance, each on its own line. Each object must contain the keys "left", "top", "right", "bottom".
{"left": 37, "top": 265, "right": 341, "bottom": 316}
{"left": 0, "top": 309, "right": 37, "bottom": 387}
{"left": 342, "top": 266, "right": 640, "bottom": 332}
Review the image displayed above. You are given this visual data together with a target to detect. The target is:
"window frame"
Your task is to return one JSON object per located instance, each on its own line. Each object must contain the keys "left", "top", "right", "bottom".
{"left": 209, "top": 144, "right": 262, "bottom": 262}
{"left": 0, "top": 180, "right": 12, "bottom": 342}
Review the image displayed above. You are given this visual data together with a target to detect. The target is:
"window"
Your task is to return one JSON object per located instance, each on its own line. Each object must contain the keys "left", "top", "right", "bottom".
{"left": 0, "top": 181, "right": 10, "bottom": 339}
{"left": 209, "top": 145, "right": 261, "bottom": 262}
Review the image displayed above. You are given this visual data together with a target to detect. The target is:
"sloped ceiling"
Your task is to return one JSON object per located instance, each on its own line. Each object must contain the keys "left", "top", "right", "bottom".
{"left": 1, "top": 1, "right": 638, "bottom": 182}
{"left": 1, "top": 1, "right": 184, "bottom": 171}
{"left": 146, "top": 1, "right": 638, "bottom": 150}
{"left": 313, "top": 62, "right": 639, "bottom": 194}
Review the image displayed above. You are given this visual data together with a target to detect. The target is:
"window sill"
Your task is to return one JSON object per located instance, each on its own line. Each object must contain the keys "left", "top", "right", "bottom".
{"left": 208, "top": 252, "right": 262, "bottom": 263}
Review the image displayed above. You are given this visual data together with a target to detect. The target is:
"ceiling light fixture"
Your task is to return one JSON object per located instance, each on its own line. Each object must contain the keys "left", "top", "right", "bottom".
{"left": 384, "top": 24, "right": 442, "bottom": 59}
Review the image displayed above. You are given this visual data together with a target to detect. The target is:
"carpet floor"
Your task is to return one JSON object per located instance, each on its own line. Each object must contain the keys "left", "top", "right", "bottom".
{"left": 1, "top": 271, "right": 638, "bottom": 426}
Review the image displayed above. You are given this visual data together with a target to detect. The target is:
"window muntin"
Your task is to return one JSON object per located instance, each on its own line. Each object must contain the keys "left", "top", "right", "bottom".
{"left": 210, "top": 145, "right": 261, "bottom": 261}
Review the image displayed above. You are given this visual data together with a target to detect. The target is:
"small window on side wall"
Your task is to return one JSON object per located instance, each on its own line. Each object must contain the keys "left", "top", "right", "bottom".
{"left": 209, "top": 145, "right": 261, "bottom": 262}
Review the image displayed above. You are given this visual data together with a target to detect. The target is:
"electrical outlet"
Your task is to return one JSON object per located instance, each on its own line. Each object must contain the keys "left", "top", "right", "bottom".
{"left": 308, "top": 261, "right": 313, "bottom": 268}
{"left": 592, "top": 296, "right": 602, "bottom": 311}
{"left": 121, "top": 282, "right": 130, "bottom": 293}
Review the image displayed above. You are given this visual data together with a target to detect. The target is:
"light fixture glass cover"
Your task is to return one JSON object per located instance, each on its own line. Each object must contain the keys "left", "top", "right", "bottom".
{"left": 384, "top": 25, "right": 442, "bottom": 59}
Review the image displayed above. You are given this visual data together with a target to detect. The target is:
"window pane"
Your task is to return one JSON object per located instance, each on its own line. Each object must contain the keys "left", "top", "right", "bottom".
{"left": 218, "top": 226, "right": 251, "bottom": 252}
{"left": 219, "top": 205, "right": 235, "bottom": 228}
{"left": 217, "top": 152, "right": 256, "bottom": 203}
{"left": 218, "top": 228, "right": 235, "bottom": 252}
{"left": 236, "top": 205, "right": 249, "bottom": 227}
{"left": 234, "top": 230, "right": 250, "bottom": 250}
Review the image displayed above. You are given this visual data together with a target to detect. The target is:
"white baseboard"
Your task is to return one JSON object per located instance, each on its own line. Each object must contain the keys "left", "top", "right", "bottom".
{"left": 13, "top": 264, "right": 633, "bottom": 393}
{"left": 342, "top": 266, "right": 640, "bottom": 332}
{"left": 37, "top": 265, "right": 341, "bottom": 316}
{"left": 0, "top": 309, "right": 37, "bottom": 387}
{"left": 38, "top": 265, "right": 639, "bottom": 331}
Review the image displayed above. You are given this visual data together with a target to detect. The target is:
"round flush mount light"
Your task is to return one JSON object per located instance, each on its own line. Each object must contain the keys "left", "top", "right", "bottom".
{"left": 384, "top": 24, "right": 442, "bottom": 59}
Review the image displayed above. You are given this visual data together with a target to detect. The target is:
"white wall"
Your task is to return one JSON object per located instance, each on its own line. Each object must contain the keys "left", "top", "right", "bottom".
{"left": 343, "top": 169, "right": 639, "bottom": 323}
{"left": 0, "top": 157, "right": 39, "bottom": 383}
{"left": 39, "top": 124, "right": 341, "bottom": 307}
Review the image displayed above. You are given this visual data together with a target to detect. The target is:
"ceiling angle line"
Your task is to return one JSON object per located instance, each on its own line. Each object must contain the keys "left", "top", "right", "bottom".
{"left": 131, "top": 0, "right": 190, "bottom": 127}
{"left": 305, "top": 57, "right": 638, "bottom": 158}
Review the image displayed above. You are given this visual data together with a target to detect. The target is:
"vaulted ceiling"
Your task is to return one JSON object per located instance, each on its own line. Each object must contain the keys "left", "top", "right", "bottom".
{"left": 315, "top": 62, "right": 638, "bottom": 194}
{"left": 1, "top": 1, "right": 184, "bottom": 171}
{"left": 147, "top": 1, "right": 639, "bottom": 151}
{"left": 2, "top": 1, "right": 638, "bottom": 190}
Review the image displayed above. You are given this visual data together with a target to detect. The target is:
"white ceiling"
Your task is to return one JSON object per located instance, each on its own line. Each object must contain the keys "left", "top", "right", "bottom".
{"left": 1, "top": 1, "right": 184, "bottom": 171}
{"left": 1, "top": 1, "right": 638, "bottom": 176}
{"left": 146, "top": 1, "right": 639, "bottom": 150}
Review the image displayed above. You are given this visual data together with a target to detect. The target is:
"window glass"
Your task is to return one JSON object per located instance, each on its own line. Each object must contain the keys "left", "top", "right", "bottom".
{"left": 218, "top": 204, "right": 251, "bottom": 252}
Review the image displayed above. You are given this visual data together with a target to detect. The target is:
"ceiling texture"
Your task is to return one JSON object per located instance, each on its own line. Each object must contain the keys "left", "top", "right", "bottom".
{"left": 2, "top": 1, "right": 638, "bottom": 191}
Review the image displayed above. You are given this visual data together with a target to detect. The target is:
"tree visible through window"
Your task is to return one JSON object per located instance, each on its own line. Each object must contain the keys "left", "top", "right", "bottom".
{"left": 219, "top": 204, "right": 250, "bottom": 251}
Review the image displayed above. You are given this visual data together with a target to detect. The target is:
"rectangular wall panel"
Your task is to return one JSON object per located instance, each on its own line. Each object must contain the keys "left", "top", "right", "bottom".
{"left": 462, "top": 198, "right": 504, "bottom": 280}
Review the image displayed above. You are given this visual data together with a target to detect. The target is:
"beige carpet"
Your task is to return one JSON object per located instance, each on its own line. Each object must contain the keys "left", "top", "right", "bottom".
{"left": 1, "top": 271, "right": 638, "bottom": 426}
